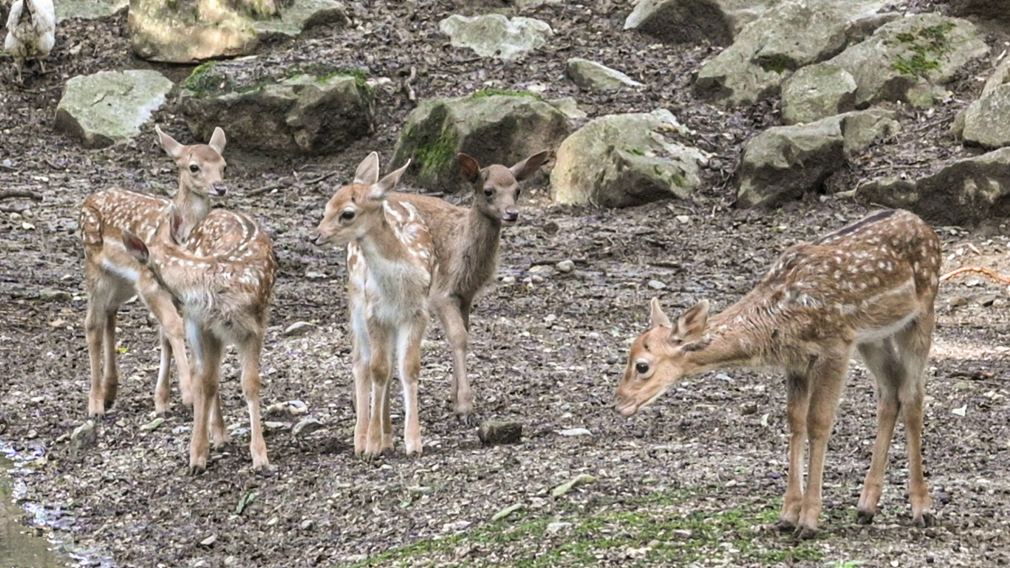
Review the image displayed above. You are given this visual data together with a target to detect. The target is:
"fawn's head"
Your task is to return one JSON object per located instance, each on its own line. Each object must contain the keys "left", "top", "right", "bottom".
{"left": 615, "top": 298, "right": 711, "bottom": 417}
{"left": 314, "top": 152, "right": 410, "bottom": 247}
{"left": 458, "top": 151, "right": 549, "bottom": 225}
{"left": 156, "top": 125, "right": 228, "bottom": 198}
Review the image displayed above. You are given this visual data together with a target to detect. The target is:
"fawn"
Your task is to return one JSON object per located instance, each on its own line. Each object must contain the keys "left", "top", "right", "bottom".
{"left": 123, "top": 206, "right": 277, "bottom": 473}
{"left": 615, "top": 209, "right": 940, "bottom": 538}
{"left": 80, "top": 125, "right": 227, "bottom": 417}
{"left": 315, "top": 153, "right": 431, "bottom": 457}
{"left": 390, "top": 151, "right": 549, "bottom": 417}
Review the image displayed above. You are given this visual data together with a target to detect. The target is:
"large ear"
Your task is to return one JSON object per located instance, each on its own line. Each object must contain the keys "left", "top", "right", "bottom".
{"left": 457, "top": 153, "right": 481, "bottom": 184}
{"left": 354, "top": 152, "right": 381, "bottom": 185}
{"left": 676, "top": 300, "right": 710, "bottom": 338}
{"left": 369, "top": 160, "right": 411, "bottom": 200}
{"left": 208, "top": 127, "right": 226, "bottom": 155}
{"left": 155, "top": 125, "right": 185, "bottom": 160}
{"left": 649, "top": 297, "right": 672, "bottom": 328}
{"left": 510, "top": 150, "right": 550, "bottom": 182}
{"left": 122, "top": 231, "right": 150, "bottom": 264}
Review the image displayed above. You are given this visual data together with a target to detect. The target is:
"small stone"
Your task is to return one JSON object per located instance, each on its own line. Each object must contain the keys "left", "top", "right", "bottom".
{"left": 300, "top": 519, "right": 314, "bottom": 531}
{"left": 140, "top": 417, "right": 165, "bottom": 431}
{"left": 551, "top": 473, "right": 596, "bottom": 497}
{"left": 556, "top": 428, "right": 592, "bottom": 437}
{"left": 491, "top": 503, "right": 524, "bottom": 522}
{"left": 647, "top": 280, "right": 666, "bottom": 290}
{"left": 675, "top": 215, "right": 690, "bottom": 224}
{"left": 740, "top": 402, "right": 758, "bottom": 416}
{"left": 556, "top": 259, "right": 575, "bottom": 273}
{"left": 266, "top": 400, "right": 309, "bottom": 417}
{"left": 283, "top": 321, "right": 316, "bottom": 337}
{"left": 38, "top": 288, "right": 72, "bottom": 302}
{"left": 70, "top": 421, "right": 97, "bottom": 456}
{"left": 263, "top": 421, "right": 290, "bottom": 431}
{"left": 199, "top": 534, "right": 217, "bottom": 547}
{"left": 529, "top": 265, "right": 555, "bottom": 275}
{"left": 304, "top": 271, "right": 327, "bottom": 280}
{"left": 952, "top": 405, "right": 967, "bottom": 417}
{"left": 442, "top": 520, "right": 471, "bottom": 533}
{"left": 477, "top": 420, "right": 523, "bottom": 446}
{"left": 546, "top": 521, "right": 572, "bottom": 533}
{"left": 292, "top": 417, "right": 325, "bottom": 438}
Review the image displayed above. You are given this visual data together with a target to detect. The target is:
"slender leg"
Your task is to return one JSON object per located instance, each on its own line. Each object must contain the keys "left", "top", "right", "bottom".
{"left": 796, "top": 351, "right": 850, "bottom": 539}
{"left": 84, "top": 298, "right": 107, "bottom": 417}
{"left": 380, "top": 384, "right": 394, "bottom": 452}
{"left": 896, "top": 308, "right": 934, "bottom": 526}
{"left": 351, "top": 336, "right": 371, "bottom": 456}
{"left": 154, "top": 331, "right": 172, "bottom": 415}
{"left": 365, "top": 324, "right": 392, "bottom": 457}
{"left": 778, "top": 370, "right": 811, "bottom": 531}
{"left": 209, "top": 388, "right": 231, "bottom": 447}
{"left": 239, "top": 337, "right": 268, "bottom": 470}
{"left": 434, "top": 297, "right": 473, "bottom": 416}
{"left": 189, "top": 328, "right": 221, "bottom": 474}
{"left": 142, "top": 287, "right": 193, "bottom": 408}
{"left": 397, "top": 321, "right": 426, "bottom": 456}
{"left": 101, "top": 311, "right": 119, "bottom": 408}
{"left": 856, "top": 340, "right": 902, "bottom": 524}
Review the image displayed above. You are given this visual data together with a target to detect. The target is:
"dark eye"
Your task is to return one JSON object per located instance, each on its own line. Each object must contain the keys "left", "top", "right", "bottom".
{"left": 340, "top": 210, "right": 355, "bottom": 221}
{"left": 484, "top": 188, "right": 494, "bottom": 197}
{"left": 189, "top": 164, "right": 200, "bottom": 173}
{"left": 635, "top": 362, "right": 649, "bottom": 374}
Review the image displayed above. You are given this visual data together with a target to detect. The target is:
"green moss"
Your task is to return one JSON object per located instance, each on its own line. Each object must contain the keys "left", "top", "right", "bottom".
{"left": 347, "top": 490, "right": 823, "bottom": 567}
{"left": 471, "top": 88, "right": 542, "bottom": 100}
{"left": 414, "top": 125, "right": 459, "bottom": 183}
{"left": 891, "top": 22, "right": 957, "bottom": 78}
{"left": 183, "top": 61, "right": 221, "bottom": 96}
{"left": 757, "top": 54, "right": 794, "bottom": 74}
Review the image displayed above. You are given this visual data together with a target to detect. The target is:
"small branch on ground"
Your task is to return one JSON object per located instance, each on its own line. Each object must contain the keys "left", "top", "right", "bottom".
{"left": 0, "top": 189, "right": 43, "bottom": 201}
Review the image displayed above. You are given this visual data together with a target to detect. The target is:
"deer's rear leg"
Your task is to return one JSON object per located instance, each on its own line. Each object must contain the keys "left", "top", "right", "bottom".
{"left": 435, "top": 297, "right": 473, "bottom": 417}
{"left": 896, "top": 309, "right": 934, "bottom": 527}
{"left": 85, "top": 303, "right": 107, "bottom": 417}
{"left": 144, "top": 289, "right": 192, "bottom": 411}
{"left": 855, "top": 340, "right": 902, "bottom": 525}
{"left": 100, "top": 311, "right": 120, "bottom": 409}
{"left": 778, "top": 371, "right": 810, "bottom": 531}
{"left": 189, "top": 329, "right": 222, "bottom": 474}
{"left": 239, "top": 340, "right": 269, "bottom": 470}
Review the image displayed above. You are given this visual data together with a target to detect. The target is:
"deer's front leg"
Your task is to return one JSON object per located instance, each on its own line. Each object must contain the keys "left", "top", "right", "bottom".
{"left": 434, "top": 297, "right": 472, "bottom": 416}
{"left": 239, "top": 339, "right": 268, "bottom": 470}
{"left": 365, "top": 324, "right": 393, "bottom": 457}
{"left": 779, "top": 372, "right": 811, "bottom": 531}
{"left": 189, "top": 327, "right": 222, "bottom": 474}
{"left": 101, "top": 311, "right": 120, "bottom": 409}
{"left": 398, "top": 322, "right": 426, "bottom": 456}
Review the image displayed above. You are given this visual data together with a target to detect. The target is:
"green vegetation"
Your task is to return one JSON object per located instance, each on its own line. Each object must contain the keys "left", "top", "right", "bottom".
{"left": 182, "top": 61, "right": 221, "bottom": 95}
{"left": 891, "top": 22, "right": 957, "bottom": 78}
{"left": 347, "top": 490, "right": 822, "bottom": 567}
{"left": 757, "top": 54, "right": 795, "bottom": 74}
{"left": 471, "top": 87, "right": 542, "bottom": 100}
{"left": 413, "top": 125, "right": 459, "bottom": 184}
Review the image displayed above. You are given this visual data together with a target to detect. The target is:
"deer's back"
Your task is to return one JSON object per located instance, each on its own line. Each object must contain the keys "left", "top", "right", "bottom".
{"left": 80, "top": 189, "right": 169, "bottom": 248}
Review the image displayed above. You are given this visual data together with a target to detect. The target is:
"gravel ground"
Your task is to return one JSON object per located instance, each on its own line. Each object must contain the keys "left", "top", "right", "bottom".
{"left": 2, "top": 1, "right": 1010, "bottom": 566}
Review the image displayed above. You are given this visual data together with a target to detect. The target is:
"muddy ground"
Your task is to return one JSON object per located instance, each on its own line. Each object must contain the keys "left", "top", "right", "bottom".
{"left": 3, "top": 1, "right": 1010, "bottom": 566}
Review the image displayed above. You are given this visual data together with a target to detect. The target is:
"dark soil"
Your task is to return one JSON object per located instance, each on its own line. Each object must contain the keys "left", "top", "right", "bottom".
{"left": 3, "top": 1, "right": 1010, "bottom": 566}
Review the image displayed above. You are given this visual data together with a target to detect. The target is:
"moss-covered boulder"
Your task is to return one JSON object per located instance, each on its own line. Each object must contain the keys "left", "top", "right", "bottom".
{"left": 439, "top": 14, "right": 552, "bottom": 61}
{"left": 857, "top": 148, "right": 1010, "bottom": 225}
{"left": 737, "top": 108, "right": 898, "bottom": 207}
{"left": 55, "top": 70, "right": 173, "bottom": 148}
{"left": 797, "top": 14, "right": 988, "bottom": 111}
{"left": 391, "top": 92, "right": 571, "bottom": 192}
{"left": 550, "top": 109, "right": 708, "bottom": 208}
{"left": 780, "top": 64, "right": 857, "bottom": 125}
{"left": 176, "top": 59, "right": 373, "bottom": 155}
{"left": 623, "top": 0, "right": 774, "bottom": 46}
{"left": 128, "top": 0, "right": 347, "bottom": 63}
{"left": 694, "top": 0, "right": 890, "bottom": 106}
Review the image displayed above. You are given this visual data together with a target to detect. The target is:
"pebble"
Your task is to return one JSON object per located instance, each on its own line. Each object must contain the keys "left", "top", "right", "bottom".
{"left": 557, "top": 428, "right": 592, "bottom": 437}
{"left": 546, "top": 521, "right": 572, "bottom": 533}
{"left": 283, "top": 321, "right": 316, "bottom": 337}
{"left": 140, "top": 417, "right": 165, "bottom": 432}
{"left": 647, "top": 279, "right": 666, "bottom": 290}
{"left": 199, "top": 535, "right": 217, "bottom": 547}
{"left": 675, "top": 215, "right": 690, "bottom": 224}
{"left": 70, "top": 421, "right": 97, "bottom": 456}
{"left": 477, "top": 420, "right": 523, "bottom": 446}
{"left": 740, "top": 402, "right": 758, "bottom": 416}
{"left": 39, "top": 288, "right": 72, "bottom": 302}
{"left": 292, "top": 417, "right": 325, "bottom": 438}
{"left": 556, "top": 259, "right": 575, "bottom": 273}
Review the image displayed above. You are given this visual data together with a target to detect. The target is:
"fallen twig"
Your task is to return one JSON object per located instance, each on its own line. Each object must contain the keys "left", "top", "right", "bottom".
{"left": 941, "top": 266, "right": 1010, "bottom": 285}
{"left": 0, "top": 189, "right": 43, "bottom": 201}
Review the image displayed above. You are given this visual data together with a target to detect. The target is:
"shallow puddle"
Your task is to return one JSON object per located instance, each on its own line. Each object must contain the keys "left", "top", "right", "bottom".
{"left": 0, "top": 454, "right": 64, "bottom": 567}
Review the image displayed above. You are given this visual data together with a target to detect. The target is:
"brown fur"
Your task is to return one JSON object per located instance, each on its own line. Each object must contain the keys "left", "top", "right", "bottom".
{"left": 79, "top": 126, "right": 227, "bottom": 417}
{"left": 616, "top": 209, "right": 940, "bottom": 537}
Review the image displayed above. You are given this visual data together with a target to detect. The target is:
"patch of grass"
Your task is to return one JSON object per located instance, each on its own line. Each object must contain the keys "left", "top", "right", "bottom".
{"left": 471, "top": 87, "right": 542, "bottom": 100}
{"left": 182, "top": 61, "right": 221, "bottom": 95}
{"left": 891, "top": 22, "right": 957, "bottom": 78}
{"left": 349, "top": 490, "right": 823, "bottom": 567}
{"left": 413, "top": 125, "right": 459, "bottom": 183}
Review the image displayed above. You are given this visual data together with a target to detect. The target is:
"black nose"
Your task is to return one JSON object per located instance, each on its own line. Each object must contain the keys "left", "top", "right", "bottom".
{"left": 503, "top": 209, "right": 519, "bottom": 222}
{"left": 212, "top": 183, "right": 227, "bottom": 196}
{"left": 635, "top": 362, "right": 649, "bottom": 374}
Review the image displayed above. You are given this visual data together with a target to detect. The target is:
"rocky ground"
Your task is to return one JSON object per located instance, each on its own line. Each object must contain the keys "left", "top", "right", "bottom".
{"left": 3, "top": 0, "right": 1010, "bottom": 566}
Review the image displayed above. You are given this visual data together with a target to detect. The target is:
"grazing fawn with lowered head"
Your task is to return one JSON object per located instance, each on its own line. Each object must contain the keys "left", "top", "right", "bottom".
{"left": 389, "top": 151, "right": 549, "bottom": 417}
{"left": 615, "top": 209, "right": 940, "bottom": 538}
{"left": 315, "top": 153, "right": 431, "bottom": 457}
{"left": 80, "top": 125, "right": 228, "bottom": 417}
{"left": 123, "top": 206, "right": 277, "bottom": 473}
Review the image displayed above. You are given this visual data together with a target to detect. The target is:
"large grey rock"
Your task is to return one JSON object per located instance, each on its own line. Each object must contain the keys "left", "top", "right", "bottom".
{"left": 737, "top": 108, "right": 898, "bottom": 207}
{"left": 857, "top": 148, "right": 1010, "bottom": 225}
{"left": 55, "top": 70, "right": 173, "bottom": 149}
{"left": 983, "top": 57, "right": 1010, "bottom": 97}
{"left": 817, "top": 14, "right": 988, "bottom": 109}
{"left": 623, "top": 0, "right": 774, "bottom": 46}
{"left": 57, "top": 0, "right": 127, "bottom": 22}
{"left": 780, "top": 64, "right": 856, "bottom": 124}
{"left": 963, "top": 84, "right": 1010, "bottom": 149}
{"left": 392, "top": 92, "right": 571, "bottom": 192}
{"left": 550, "top": 109, "right": 708, "bottom": 208}
{"left": 129, "top": 0, "right": 346, "bottom": 63}
{"left": 694, "top": 0, "right": 889, "bottom": 106}
{"left": 950, "top": 0, "right": 1010, "bottom": 22}
{"left": 177, "top": 58, "right": 373, "bottom": 155}
{"left": 566, "top": 58, "right": 643, "bottom": 92}
{"left": 439, "top": 14, "right": 552, "bottom": 60}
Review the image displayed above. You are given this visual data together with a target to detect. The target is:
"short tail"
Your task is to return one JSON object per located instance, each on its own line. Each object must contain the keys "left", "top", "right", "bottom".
{"left": 940, "top": 266, "right": 1010, "bottom": 286}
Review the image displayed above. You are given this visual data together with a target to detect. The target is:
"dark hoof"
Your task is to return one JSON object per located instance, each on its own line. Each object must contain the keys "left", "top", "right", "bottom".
{"left": 775, "top": 519, "right": 796, "bottom": 532}
{"left": 189, "top": 464, "right": 206, "bottom": 476}
{"left": 795, "top": 526, "right": 818, "bottom": 540}
{"left": 914, "top": 512, "right": 935, "bottom": 528}
{"left": 456, "top": 412, "right": 477, "bottom": 427}
{"left": 856, "top": 510, "right": 875, "bottom": 525}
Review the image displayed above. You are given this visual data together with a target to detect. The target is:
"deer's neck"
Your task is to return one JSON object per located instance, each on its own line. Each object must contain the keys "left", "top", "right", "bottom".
{"left": 445, "top": 205, "right": 502, "bottom": 291}
{"left": 357, "top": 217, "right": 418, "bottom": 281}
{"left": 172, "top": 182, "right": 210, "bottom": 239}
{"left": 681, "top": 308, "right": 774, "bottom": 377}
